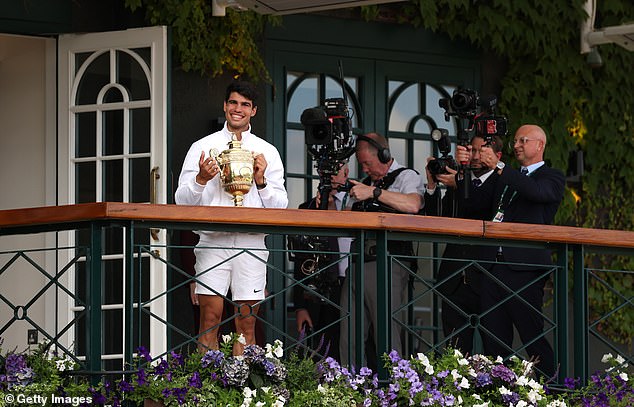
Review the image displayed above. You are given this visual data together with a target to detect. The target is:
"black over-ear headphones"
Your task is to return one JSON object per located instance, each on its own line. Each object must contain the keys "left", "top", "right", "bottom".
{"left": 356, "top": 135, "right": 392, "bottom": 164}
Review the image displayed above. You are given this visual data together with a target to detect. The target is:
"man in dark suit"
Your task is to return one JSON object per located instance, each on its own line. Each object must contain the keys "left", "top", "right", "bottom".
{"left": 458, "top": 124, "right": 565, "bottom": 378}
{"left": 424, "top": 134, "right": 503, "bottom": 354}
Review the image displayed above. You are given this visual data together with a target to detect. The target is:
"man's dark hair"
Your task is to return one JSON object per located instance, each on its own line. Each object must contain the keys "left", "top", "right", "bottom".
{"left": 225, "top": 81, "right": 259, "bottom": 108}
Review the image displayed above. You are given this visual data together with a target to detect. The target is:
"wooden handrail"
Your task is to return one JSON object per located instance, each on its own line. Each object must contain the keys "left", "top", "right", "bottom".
{"left": 1, "top": 202, "right": 633, "bottom": 249}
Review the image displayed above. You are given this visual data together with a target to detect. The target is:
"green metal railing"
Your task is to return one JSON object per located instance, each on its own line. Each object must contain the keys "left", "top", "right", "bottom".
{"left": 0, "top": 203, "right": 632, "bottom": 384}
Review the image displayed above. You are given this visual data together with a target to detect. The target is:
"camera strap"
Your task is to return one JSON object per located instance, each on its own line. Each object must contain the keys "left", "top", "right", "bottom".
{"left": 352, "top": 167, "right": 414, "bottom": 212}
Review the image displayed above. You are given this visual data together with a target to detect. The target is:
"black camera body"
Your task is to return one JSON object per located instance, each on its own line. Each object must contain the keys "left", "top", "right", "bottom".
{"left": 427, "top": 128, "right": 458, "bottom": 180}
{"left": 287, "top": 234, "right": 340, "bottom": 302}
{"left": 439, "top": 88, "right": 479, "bottom": 115}
{"left": 301, "top": 98, "right": 350, "bottom": 145}
{"left": 439, "top": 89, "right": 508, "bottom": 143}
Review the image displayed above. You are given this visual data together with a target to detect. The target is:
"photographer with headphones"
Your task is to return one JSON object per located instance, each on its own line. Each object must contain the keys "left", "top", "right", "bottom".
{"left": 339, "top": 132, "right": 425, "bottom": 369}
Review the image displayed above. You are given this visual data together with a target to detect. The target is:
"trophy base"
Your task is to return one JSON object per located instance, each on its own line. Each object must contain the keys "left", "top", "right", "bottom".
{"left": 233, "top": 192, "right": 245, "bottom": 207}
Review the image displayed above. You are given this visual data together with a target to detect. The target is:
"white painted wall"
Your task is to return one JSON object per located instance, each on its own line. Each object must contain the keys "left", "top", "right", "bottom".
{"left": 0, "top": 34, "right": 52, "bottom": 351}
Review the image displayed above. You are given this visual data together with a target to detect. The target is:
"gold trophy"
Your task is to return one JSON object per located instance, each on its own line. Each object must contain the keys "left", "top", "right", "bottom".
{"left": 210, "top": 133, "right": 254, "bottom": 206}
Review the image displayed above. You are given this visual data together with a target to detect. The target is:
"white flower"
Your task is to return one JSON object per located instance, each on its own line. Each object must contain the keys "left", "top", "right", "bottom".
{"left": 240, "top": 398, "right": 252, "bottom": 407}
{"left": 495, "top": 356, "right": 504, "bottom": 363}
{"left": 222, "top": 334, "right": 233, "bottom": 344}
{"left": 237, "top": 334, "right": 247, "bottom": 345}
{"left": 255, "top": 402, "right": 265, "bottom": 407}
{"left": 458, "top": 358, "right": 469, "bottom": 366}
{"left": 424, "top": 363, "right": 434, "bottom": 375}
{"left": 417, "top": 353, "right": 429, "bottom": 364}
{"left": 473, "top": 394, "right": 482, "bottom": 401}
{"left": 499, "top": 386, "right": 511, "bottom": 395}
{"left": 547, "top": 400, "right": 568, "bottom": 407}
{"left": 468, "top": 368, "right": 477, "bottom": 377}
{"left": 601, "top": 353, "right": 613, "bottom": 363}
{"left": 261, "top": 386, "right": 271, "bottom": 394}
{"left": 318, "top": 384, "right": 327, "bottom": 394}
{"left": 454, "top": 349, "right": 463, "bottom": 358}
{"left": 458, "top": 377, "right": 470, "bottom": 389}
{"left": 274, "top": 396, "right": 286, "bottom": 407}
{"left": 615, "top": 354, "right": 625, "bottom": 364}
{"left": 619, "top": 372, "right": 629, "bottom": 381}
{"left": 528, "top": 378, "right": 542, "bottom": 390}
{"left": 516, "top": 401, "right": 528, "bottom": 407}
{"left": 451, "top": 369, "right": 462, "bottom": 380}
{"left": 243, "top": 387, "right": 257, "bottom": 398}
{"left": 527, "top": 389, "right": 542, "bottom": 404}
{"left": 516, "top": 376, "right": 529, "bottom": 386}
{"left": 473, "top": 402, "right": 489, "bottom": 407}
{"left": 56, "top": 359, "right": 67, "bottom": 371}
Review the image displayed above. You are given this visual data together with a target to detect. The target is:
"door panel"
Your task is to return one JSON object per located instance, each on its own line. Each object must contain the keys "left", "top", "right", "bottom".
{"left": 58, "top": 26, "right": 167, "bottom": 369}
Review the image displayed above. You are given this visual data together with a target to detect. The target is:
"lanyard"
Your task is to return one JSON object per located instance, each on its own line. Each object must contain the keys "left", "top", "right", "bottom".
{"left": 494, "top": 185, "right": 517, "bottom": 215}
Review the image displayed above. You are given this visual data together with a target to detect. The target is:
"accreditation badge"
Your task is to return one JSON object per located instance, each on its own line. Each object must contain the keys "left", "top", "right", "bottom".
{"left": 492, "top": 210, "right": 504, "bottom": 223}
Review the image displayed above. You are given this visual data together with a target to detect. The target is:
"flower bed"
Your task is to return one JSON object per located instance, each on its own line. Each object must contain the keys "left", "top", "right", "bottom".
{"left": 1, "top": 335, "right": 632, "bottom": 406}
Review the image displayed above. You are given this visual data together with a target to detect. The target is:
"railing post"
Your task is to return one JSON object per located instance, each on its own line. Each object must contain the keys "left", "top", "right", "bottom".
{"left": 88, "top": 221, "right": 103, "bottom": 377}
{"left": 375, "top": 230, "right": 389, "bottom": 380}
{"left": 353, "top": 234, "right": 365, "bottom": 369}
{"left": 124, "top": 223, "right": 134, "bottom": 370}
{"left": 572, "top": 244, "right": 588, "bottom": 383}
{"left": 556, "top": 243, "right": 569, "bottom": 382}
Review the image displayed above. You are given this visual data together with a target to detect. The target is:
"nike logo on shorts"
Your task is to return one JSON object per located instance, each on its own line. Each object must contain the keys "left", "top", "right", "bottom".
{"left": 253, "top": 289, "right": 263, "bottom": 293}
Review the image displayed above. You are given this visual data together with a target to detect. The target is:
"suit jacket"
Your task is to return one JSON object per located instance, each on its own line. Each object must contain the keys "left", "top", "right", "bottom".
{"left": 489, "top": 164, "right": 565, "bottom": 269}
{"left": 423, "top": 174, "right": 499, "bottom": 293}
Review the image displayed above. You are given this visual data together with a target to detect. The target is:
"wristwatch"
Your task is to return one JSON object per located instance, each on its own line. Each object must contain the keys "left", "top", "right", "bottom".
{"left": 256, "top": 177, "right": 267, "bottom": 190}
{"left": 495, "top": 161, "right": 505, "bottom": 175}
{"left": 373, "top": 187, "right": 382, "bottom": 200}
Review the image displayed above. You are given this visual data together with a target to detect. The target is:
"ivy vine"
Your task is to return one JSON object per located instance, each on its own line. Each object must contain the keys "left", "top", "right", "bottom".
{"left": 126, "top": 0, "right": 634, "bottom": 348}
{"left": 124, "top": 0, "right": 278, "bottom": 81}
{"left": 373, "top": 0, "right": 634, "bottom": 348}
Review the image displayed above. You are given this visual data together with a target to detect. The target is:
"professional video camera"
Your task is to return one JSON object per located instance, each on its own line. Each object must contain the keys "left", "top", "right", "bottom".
{"left": 427, "top": 128, "right": 458, "bottom": 181}
{"left": 287, "top": 234, "right": 340, "bottom": 302}
{"left": 439, "top": 88, "right": 508, "bottom": 144}
{"left": 300, "top": 64, "right": 356, "bottom": 210}
{"left": 438, "top": 88, "right": 508, "bottom": 197}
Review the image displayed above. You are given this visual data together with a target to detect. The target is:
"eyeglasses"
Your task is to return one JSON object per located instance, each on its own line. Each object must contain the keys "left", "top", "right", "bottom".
{"left": 509, "top": 137, "right": 537, "bottom": 148}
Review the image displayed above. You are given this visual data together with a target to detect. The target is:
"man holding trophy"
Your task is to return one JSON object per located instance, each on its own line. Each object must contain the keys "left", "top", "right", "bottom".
{"left": 175, "top": 81, "right": 288, "bottom": 354}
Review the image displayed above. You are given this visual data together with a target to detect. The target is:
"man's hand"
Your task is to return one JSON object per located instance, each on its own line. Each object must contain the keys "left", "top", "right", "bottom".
{"left": 295, "top": 309, "right": 313, "bottom": 333}
{"left": 435, "top": 167, "right": 458, "bottom": 188}
{"left": 479, "top": 145, "right": 499, "bottom": 169}
{"left": 456, "top": 145, "right": 471, "bottom": 165}
{"left": 348, "top": 179, "right": 374, "bottom": 201}
{"left": 253, "top": 152, "right": 268, "bottom": 185}
{"left": 196, "top": 151, "right": 220, "bottom": 185}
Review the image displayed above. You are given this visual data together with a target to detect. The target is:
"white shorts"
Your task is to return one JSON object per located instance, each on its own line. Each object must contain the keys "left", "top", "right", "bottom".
{"left": 193, "top": 233, "right": 268, "bottom": 300}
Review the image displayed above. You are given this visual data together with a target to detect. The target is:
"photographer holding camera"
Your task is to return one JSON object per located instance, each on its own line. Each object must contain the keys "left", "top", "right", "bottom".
{"left": 456, "top": 124, "right": 564, "bottom": 378}
{"left": 291, "top": 163, "right": 352, "bottom": 361}
{"left": 424, "top": 133, "right": 503, "bottom": 354}
{"left": 339, "top": 132, "right": 425, "bottom": 369}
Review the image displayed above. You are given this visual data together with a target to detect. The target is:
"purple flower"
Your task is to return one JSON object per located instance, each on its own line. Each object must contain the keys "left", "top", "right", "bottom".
{"left": 388, "top": 350, "right": 401, "bottom": 363}
{"left": 136, "top": 369, "right": 147, "bottom": 386}
{"left": 188, "top": 371, "right": 202, "bottom": 388}
{"left": 475, "top": 372, "right": 492, "bottom": 387}
{"left": 491, "top": 364, "right": 516, "bottom": 383}
{"left": 119, "top": 380, "right": 134, "bottom": 393}
{"left": 136, "top": 346, "right": 152, "bottom": 362}
{"left": 201, "top": 349, "right": 224, "bottom": 368}
{"left": 564, "top": 376, "right": 579, "bottom": 389}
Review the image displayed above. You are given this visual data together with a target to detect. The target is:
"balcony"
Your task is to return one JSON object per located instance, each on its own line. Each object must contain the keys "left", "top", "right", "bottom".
{"left": 0, "top": 202, "right": 632, "bottom": 383}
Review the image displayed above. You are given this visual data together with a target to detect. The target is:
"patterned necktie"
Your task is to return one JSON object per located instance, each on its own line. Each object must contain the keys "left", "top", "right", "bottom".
{"left": 520, "top": 167, "right": 529, "bottom": 176}
{"left": 472, "top": 178, "right": 482, "bottom": 188}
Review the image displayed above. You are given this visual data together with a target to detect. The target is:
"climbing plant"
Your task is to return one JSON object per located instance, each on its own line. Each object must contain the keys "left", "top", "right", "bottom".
{"left": 125, "top": 0, "right": 634, "bottom": 348}
{"left": 124, "top": 0, "right": 278, "bottom": 81}
{"left": 367, "top": 0, "right": 634, "bottom": 348}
